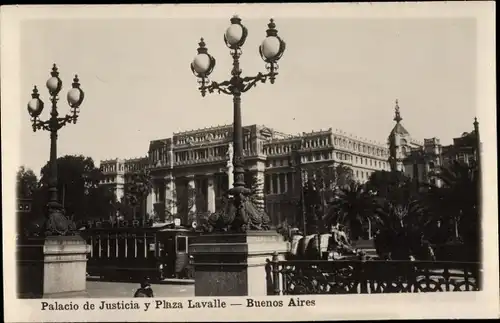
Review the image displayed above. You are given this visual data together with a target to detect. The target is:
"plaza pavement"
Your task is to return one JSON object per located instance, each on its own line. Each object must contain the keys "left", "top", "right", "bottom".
{"left": 86, "top": 279, "right": 194, "bottom": 298}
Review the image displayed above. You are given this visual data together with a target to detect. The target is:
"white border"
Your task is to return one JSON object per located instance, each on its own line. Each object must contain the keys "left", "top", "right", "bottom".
{"left": 1, "top": 2, "right": 498, "bottom": 321}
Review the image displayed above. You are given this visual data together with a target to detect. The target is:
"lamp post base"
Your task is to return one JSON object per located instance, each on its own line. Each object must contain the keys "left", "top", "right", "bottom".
{"left": 205, "top": 196, "right": 271, "bottom": 232}
{"left": 189, "top": 231, "right": 289, "bottom": 296}
{"left": 45, "top": 201, "right": 77, "bottom": 236}
{"left": 16, "top": 235, "right": 91, "bottom": 299}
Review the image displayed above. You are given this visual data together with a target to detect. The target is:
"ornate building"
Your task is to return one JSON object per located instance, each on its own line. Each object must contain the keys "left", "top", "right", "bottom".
{"left": 100, "top": 123, "right": 391, "bottom": 226}
{"left": 387, "top": 100, "right": 479, "bottom": 188}
{"left": 100, "top": 100, "right": 478, "bottom": 227}
{"left": 441, "top": 131, "right": 479, "bottom": 167}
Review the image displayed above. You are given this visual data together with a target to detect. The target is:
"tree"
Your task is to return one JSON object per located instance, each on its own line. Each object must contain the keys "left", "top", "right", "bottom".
{"left": 281, "top": 163, "right": 353, "bottom": 234}
{"left": 126, "top": 169, "right": 153, "bottom": 220}
{"left": 372, "top": 198, "right": 431, "bottom": 260}
{"left": 334, "top": 163, "right": 355, "bottom": 188}
{"left": 428, "top": 160, "right": 479, "bottom": 245}
{"left": 324, "top": 181, "right": 375, "bottom": 239}
{"left": 115, "top": 195, "right": 135, "bottom": 220}
{"left": 302, "top": 164, "right": 356, "bottom": 233}
{"left": 16, "top": 166, "right": 38, "bottom": 198}
{"left": 366, "top": 170, "right": 413, "bottom": 203}
{"left": 86, "top": 185, "right": 118, "bottom": 222}
{"left": 39, "top": 155, "right": 113, "bottom": 221}
{"left": 165, "top": 182, "right": 197, "bottom": 223}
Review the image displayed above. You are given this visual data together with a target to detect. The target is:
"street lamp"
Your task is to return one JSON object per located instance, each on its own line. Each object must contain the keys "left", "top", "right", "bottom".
{"left": 191, "top": 16, "right": 286, "bottom": 232}
{"left": 27, "top": 64, "right": 84, "bottom": 236}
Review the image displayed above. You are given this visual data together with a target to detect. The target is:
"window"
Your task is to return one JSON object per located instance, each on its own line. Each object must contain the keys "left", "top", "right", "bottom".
{"left": 286, "top": 172, "right": 293, "bottom": 191}
{"left": 126, "top": 238, "right": 135, "bottom": 258}
{"left": 176, "top": 236, "right": 188, "bottom": 253}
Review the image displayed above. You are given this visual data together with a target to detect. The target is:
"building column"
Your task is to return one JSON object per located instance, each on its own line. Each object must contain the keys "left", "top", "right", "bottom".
{"left": 270, "top": 173, "right": 275, "bottom": 194}
{"left": 284, "top": 173, "right": 288, "bottom": 193}
{"left": 165, "top": 175, "right": 177, "bottom": 217}
{"left": 146, "top": 193, "right": 153, "bottom": 219}
{"left": 207, "top": 174, "right": 216, "bottom": 213}
{"left": 147, "top": 181, "right": 158, "bottom": 216}
{"left": 276, "top": 173, "right": 281, "bottom": 194}
{"left": 187, "top": 175, "right": 196, "bottom": 214}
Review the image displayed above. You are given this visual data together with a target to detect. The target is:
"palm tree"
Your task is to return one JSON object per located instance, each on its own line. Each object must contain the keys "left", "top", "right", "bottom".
{"left": 372, "top": 198, "right": 431, "bottom": 260}
{"left": 324, "top": 182, "right": 375, "bottom": 240}
{"left": 335, "top": 163, "right": 355, "bottom": 188}
{"left": 366, "top": 170, "right": 413, "bottom": 203}
{"left": 428, "top": 160, "right": 479, "bottom": 243}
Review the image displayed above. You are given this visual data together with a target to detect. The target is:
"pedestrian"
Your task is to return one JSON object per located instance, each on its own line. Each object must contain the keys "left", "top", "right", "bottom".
{"left": 134, "top": 278, "right": 154, "bottom": 297}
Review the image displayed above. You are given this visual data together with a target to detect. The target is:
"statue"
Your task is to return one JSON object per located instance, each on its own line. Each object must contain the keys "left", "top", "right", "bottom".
{"left": 226, "top": 143, "right": 234, "bottom": 166}
{"left": 45, "top": 201, "right": 76, "bottom": 236}
{"left": 168, "top": 148, "right": 174, "bottom": 165}
{"left": 330, "top": 223, "right": 351, "bottom": 252}
{"left": 226, "top": 143, "right": 234, "bottom": 189}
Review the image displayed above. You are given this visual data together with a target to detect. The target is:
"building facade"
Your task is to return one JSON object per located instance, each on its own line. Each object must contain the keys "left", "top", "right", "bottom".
{"left": 387, "top": 100, "right": 479, "bottom": 188}
{"left": 100, "top": 124, "right": 391, "bottom": 226}
{"left": 100, "top": 100, "right": 477, "bottom": 227}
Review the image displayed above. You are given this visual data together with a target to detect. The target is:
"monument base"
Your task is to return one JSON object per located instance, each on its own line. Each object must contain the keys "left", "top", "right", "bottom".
{"left": 17, "top": 235, "right": 90, "bottom": 299}
{"left": 189, "top": 231, "right": 289, "bottom": 296}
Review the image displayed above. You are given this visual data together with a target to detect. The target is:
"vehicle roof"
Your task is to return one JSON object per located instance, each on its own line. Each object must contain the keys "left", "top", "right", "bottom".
{"left": 79, "top": 222, "right": 194, "bottom": 233}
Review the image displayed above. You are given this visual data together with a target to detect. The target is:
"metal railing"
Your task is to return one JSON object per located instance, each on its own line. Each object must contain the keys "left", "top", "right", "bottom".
{"left": 266, "top": 253, "right": 481, "bottom": 295}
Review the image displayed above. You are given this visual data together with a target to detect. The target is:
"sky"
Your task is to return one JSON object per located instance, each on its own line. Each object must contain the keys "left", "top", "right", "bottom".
{"left": 19, "top": 16, "right": 477, "bottom": 176}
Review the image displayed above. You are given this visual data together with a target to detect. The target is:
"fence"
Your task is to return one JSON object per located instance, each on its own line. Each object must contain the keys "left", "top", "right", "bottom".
{"left": 265, "top": 253, "right": 481, "bottom": 295}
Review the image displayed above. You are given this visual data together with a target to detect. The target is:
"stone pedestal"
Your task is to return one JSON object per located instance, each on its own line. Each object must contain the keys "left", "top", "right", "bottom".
{"left": 189, "top": 231, "right": 289, "bottom": 296}
{"left": 17, "top": 235, "right": 91, "bottom": 298}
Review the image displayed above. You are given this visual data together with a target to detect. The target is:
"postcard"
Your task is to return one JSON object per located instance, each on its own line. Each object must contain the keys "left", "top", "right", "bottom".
{"left": 1, "top": 2, "right": 498, "bottom": 322}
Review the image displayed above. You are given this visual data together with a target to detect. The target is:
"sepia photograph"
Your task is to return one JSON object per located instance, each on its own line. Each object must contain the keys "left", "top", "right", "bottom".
{"left": 1, "top": 2, "right": 498, "bottom": 322}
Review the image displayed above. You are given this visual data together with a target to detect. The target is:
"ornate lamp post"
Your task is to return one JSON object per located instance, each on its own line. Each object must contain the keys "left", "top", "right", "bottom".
{"left": 27, "top": 64, "right": 85, "bottom": 236}
{"left": 191, "top": 16, "right": 286, "bottom": 232}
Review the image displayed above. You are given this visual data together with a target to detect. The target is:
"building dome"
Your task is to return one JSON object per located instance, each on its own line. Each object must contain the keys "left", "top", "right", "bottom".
{"left": 388, "top": 99, "right": 410, "bottom": 139}
{"left": 389, "top": 123, "right": 410, "bottom": 137}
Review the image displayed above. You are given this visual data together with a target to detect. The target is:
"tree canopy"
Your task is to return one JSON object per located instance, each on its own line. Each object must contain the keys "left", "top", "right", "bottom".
{"left": 366, "top": 170, "right": 413, "bottom": 203}
{"left": 123, "top": 169, "right": 153, "bottom": 220}
{"left": 16, "top": 166, "right": 38, "bottom": 199}
{"left": 324, "top": 181, "right": 375, "bottom": 239}
{"left": 38, "top": 155, "right": 116, "bottom": 221}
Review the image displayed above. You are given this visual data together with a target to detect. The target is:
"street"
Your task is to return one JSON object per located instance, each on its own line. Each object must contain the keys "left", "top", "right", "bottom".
{"left": 86, "top": 279, "right": 194, "bottom": 298}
